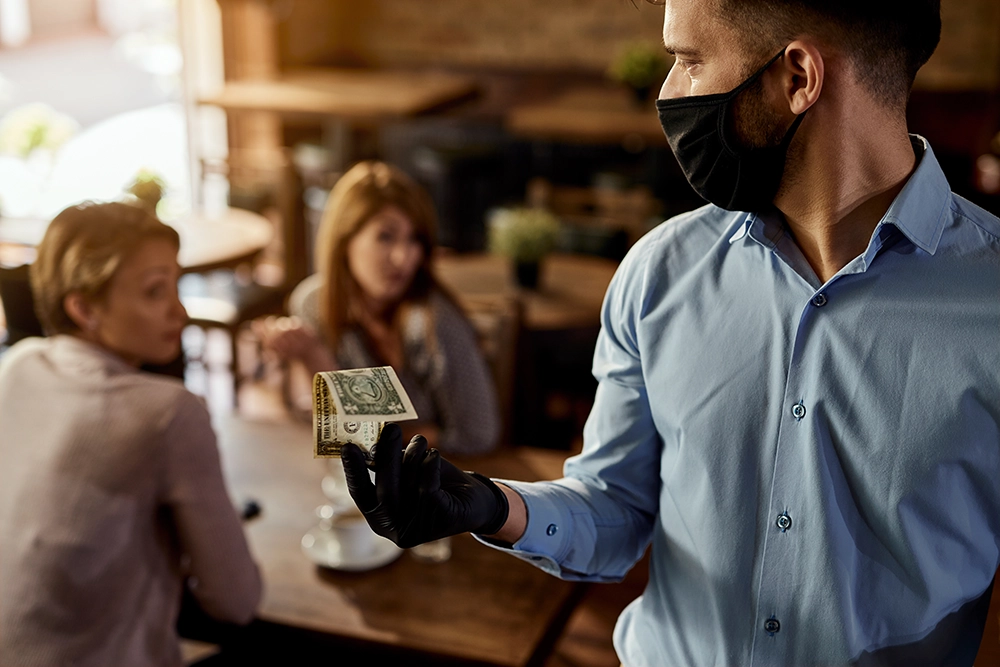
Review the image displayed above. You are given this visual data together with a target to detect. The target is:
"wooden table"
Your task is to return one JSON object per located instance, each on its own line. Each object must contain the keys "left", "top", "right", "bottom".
{"left": 217, "top": 416, "right": 582, "bottom": 667}
{"left": 199, "top": 66, "right": 479, "bottom": 239}
{"left": 0, "top": 207, "right": 273, "bottom": 274}
{"left": 506, "top": 85, "right": 668, "bottom": 148}
{"left": 199, "top": 68, "right": 478, "bottom": 122}
{"left": 434, "top": 253, "right": 618, "bottom": 331}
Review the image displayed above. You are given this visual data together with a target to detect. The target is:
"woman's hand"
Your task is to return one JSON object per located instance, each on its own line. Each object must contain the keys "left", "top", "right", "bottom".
{"left": 254, "top": 316, "right": 335, "bottom": 373}
{"left": 255, "top": 316, "right": 316, "bottom": 360}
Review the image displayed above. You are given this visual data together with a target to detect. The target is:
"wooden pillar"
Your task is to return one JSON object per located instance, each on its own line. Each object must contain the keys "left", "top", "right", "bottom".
{"left": 213, "top": 0, "right": 306, "bottom": 284}
{"left": 216, "top": 0, "right": 283, "bottom": 184}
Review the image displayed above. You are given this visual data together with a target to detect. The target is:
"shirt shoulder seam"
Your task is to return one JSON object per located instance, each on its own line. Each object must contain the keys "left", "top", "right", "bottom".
{"left": 950, "top": 200, "right": 1000, "bottom": 245}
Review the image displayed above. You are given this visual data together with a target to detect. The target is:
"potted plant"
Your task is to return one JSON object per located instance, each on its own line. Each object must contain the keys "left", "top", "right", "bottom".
{"left": 608, "top": 41, "right": 670, "bottom": 104}
{"left": 0, "top": 103, "right": 78, "bottom": 216}
{"left": 125, "top": 168, "right": 166, "bottom": 216}
{"left": 488, "top": 207, "right": 561, "bottom": 289}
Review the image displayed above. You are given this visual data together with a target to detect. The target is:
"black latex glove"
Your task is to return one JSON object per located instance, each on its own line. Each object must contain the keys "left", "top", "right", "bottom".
{"left": 341, "top": 423, "right": 509, "bottom": 549}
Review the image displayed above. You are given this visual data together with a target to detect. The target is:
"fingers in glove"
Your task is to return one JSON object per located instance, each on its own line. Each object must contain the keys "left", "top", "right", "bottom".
{"left": 401, "top": 435, "right": 429, "bottom": 501}
{"left": 341, "top": 443, "right": 378, "bottom": 513}
{"left": 402, "top": 434, "right": 429, "bottom": 467}
{"left": 372, "top": 423, "right": 404, "bottom": 507}
{"left": 417, "top": 448, "right": 443, "bottom": 497}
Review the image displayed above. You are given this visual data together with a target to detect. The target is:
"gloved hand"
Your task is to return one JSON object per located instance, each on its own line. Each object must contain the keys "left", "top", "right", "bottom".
{"left": 341, "top": 423, "right": 509, "bottom": 549}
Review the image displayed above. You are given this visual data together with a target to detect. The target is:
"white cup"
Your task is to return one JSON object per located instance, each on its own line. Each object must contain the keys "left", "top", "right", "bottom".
{"left": 410, "top": 536, "right": 452, "bottom": 563}
{"left": 322, "top": 458, "right": 362, "bottom": 513}
{"left": 325, "top": 508, "right": 376, "bottom": 561}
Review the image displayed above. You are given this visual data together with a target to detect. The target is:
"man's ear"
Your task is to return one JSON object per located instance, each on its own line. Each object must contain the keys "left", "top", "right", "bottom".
{"left": 781, "top": 40, "right": 824, "bottom": 115}
{"left": 63, "top": 292, "right": 97, "bottom": 332}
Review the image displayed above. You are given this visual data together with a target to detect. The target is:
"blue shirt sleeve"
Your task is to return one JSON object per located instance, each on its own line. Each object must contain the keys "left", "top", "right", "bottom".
{"left": 475, "top": 235, "right": 664, "bottom": 582}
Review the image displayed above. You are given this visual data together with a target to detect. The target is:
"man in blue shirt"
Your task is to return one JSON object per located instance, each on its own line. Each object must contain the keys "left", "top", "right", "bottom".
{"left": 342, "top": 0, "right": 1000, "bottom": 664}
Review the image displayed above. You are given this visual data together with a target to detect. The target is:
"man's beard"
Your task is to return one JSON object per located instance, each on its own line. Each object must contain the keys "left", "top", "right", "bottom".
{"left": 729, "top": 76, "right": 789, "bottom": 151}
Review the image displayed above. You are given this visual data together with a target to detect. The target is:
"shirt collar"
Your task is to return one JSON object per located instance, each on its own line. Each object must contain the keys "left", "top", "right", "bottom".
{"left": 873, "top": 135, "right": 951, "bottom": 257}
{"left": 735, "top": 135, "right": 952, "bottom": 258}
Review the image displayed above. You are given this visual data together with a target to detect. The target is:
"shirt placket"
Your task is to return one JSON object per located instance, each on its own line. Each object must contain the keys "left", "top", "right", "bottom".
{"left": 749, "top": 273, "right": 836, "bottom": 666}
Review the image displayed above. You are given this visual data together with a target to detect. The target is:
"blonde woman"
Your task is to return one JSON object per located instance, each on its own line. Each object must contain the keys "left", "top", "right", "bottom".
{"left": 262, "top": 160, "right": 500, "bottom": 455}
{"left": 0, "top": 202, "right": 260, "bottom": 667}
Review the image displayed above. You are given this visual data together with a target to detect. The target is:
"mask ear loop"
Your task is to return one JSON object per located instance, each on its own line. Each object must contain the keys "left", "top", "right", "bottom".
{"left": 766, "top": 47, "right": 810, "bottom": 153}
{"left": 717, "top": 48, "right": 797, "bottom": 157}
{"left": 729, "top": 47, "right": 789, "bottom": 99}
{"left": 779, "top": 111, "right": 807, "bottom": 151}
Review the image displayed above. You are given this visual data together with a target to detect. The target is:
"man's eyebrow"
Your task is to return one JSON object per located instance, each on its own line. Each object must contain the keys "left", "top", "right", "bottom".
{"left": 661, "top": 39, "right": 700, "bottom": 58}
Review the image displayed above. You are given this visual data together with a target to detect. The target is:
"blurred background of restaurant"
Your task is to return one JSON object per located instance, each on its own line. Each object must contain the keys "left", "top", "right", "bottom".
{"left": 0, "top": 1, "right": 998, "bottom": 664}
{"left": 0, "top": 0, "right": 998, "bottom": 428}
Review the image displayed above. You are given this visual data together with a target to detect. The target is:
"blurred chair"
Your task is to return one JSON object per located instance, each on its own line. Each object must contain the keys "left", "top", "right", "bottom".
{"left": 0, "top": 263, "right": 44, "bottom": 351}
{"left": 179, "top": 272, "right": 288, "bottom": 401}
{"left": 455, "top": 293, "right": 523, "bottom": 446}
{"left": 181, "top": 149, "right": 306, "bottom": 407}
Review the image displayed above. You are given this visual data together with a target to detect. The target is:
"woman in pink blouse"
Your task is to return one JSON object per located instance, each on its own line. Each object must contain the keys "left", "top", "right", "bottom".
{"left": 0, "top": 201, "right": 261, "bottom": 667}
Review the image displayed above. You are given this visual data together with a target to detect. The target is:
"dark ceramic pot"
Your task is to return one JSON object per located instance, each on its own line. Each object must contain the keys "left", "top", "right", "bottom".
{"left": 631, "top": 85, "right": 652, "bottom": 105}
{"left": 515, "top": 261, "right": 540, "bottom": 289}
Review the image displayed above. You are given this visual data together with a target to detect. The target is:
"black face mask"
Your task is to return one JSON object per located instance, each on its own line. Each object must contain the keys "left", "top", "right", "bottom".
{"left": 656, "top": 49, "right": 806, "bottom": 212}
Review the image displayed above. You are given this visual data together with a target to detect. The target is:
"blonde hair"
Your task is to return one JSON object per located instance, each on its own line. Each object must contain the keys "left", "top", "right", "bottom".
{"left": 30, "top": 201, "right": 180, "bottom": 334}
{"left": 315, "top": 160, "right": 453, "bottom": 353}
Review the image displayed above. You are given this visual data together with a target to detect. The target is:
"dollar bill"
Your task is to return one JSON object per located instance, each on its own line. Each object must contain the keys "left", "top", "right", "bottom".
{"left": 313, "top": 366, "right": 418, "bottom": 458}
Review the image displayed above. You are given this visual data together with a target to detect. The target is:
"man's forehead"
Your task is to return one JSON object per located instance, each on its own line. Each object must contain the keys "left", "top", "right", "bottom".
{"left": 661, "top": 0, "right": 739, "bottom": 56}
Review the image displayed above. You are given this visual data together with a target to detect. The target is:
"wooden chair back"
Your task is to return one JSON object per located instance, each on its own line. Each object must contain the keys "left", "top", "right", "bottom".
{"left": 456, "top": 293, "right": 523, "bottom": 446}
{"left": 202, "top": 147, "right": 307, "bottom": 289}
{"left": 188, "top": 148, "right": 305, "bottom": 406}
{"left": 0, "top": 263, "right": 44, "bottom": 346}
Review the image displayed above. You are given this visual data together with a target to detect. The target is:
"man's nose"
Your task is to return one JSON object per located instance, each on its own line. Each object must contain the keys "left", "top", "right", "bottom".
{"left": 658, "top": 64, "right": 687, "bottom": 100}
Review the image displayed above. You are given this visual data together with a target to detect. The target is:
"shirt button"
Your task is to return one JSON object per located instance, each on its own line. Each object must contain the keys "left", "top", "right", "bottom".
{"left": 776, "top": 513, "right": 792, "bottom": 532}
{"left": 791, "top": 403, "right": 806, "bottom": 420}
{"left": 764, "top": 618, "right": 781, "bottom": 635}
{"left": 812, "top": 293, "right": 828, "bottom": 307}
{"left": 546, "top": 524, "right": 558, "bottom": 536}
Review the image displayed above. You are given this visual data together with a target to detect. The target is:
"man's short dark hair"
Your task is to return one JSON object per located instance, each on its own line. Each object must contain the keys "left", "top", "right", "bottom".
{"left": 650, "top": 0, "right": 941, "bottom": 108}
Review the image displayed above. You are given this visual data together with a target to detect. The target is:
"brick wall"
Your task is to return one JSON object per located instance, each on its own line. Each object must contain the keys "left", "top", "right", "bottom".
{"left": 276, "top": 0, "right": 1000, "bottom": 89}
{"left": 279, "top": 0, "right": 664, "bottom": 73}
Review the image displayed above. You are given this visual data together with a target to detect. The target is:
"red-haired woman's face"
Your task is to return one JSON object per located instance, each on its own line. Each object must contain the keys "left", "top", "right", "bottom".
{"left": 346, "top": 205, "right": 425, "bottom": 310}
{"left": 87, "top": 238, "right": 187, "bottom": 365}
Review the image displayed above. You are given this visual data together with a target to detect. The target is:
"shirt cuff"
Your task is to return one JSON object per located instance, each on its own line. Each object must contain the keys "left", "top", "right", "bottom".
{"left": 472, "top": 478, "right": 568, "bottom": 577}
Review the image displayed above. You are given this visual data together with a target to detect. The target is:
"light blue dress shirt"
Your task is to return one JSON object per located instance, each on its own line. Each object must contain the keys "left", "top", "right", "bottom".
{"left": 486, "top": 137, "right": 1000, "bottom": 666}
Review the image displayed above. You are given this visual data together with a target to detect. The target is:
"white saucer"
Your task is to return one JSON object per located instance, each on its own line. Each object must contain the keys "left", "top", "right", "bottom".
{"left": 301, "top": 524, "right": 402, "bottom": 572}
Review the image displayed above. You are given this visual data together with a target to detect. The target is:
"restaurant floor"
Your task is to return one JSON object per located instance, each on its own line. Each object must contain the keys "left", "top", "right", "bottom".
{"left": 182, "top": 326, "right": 647, "bottom": 667}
